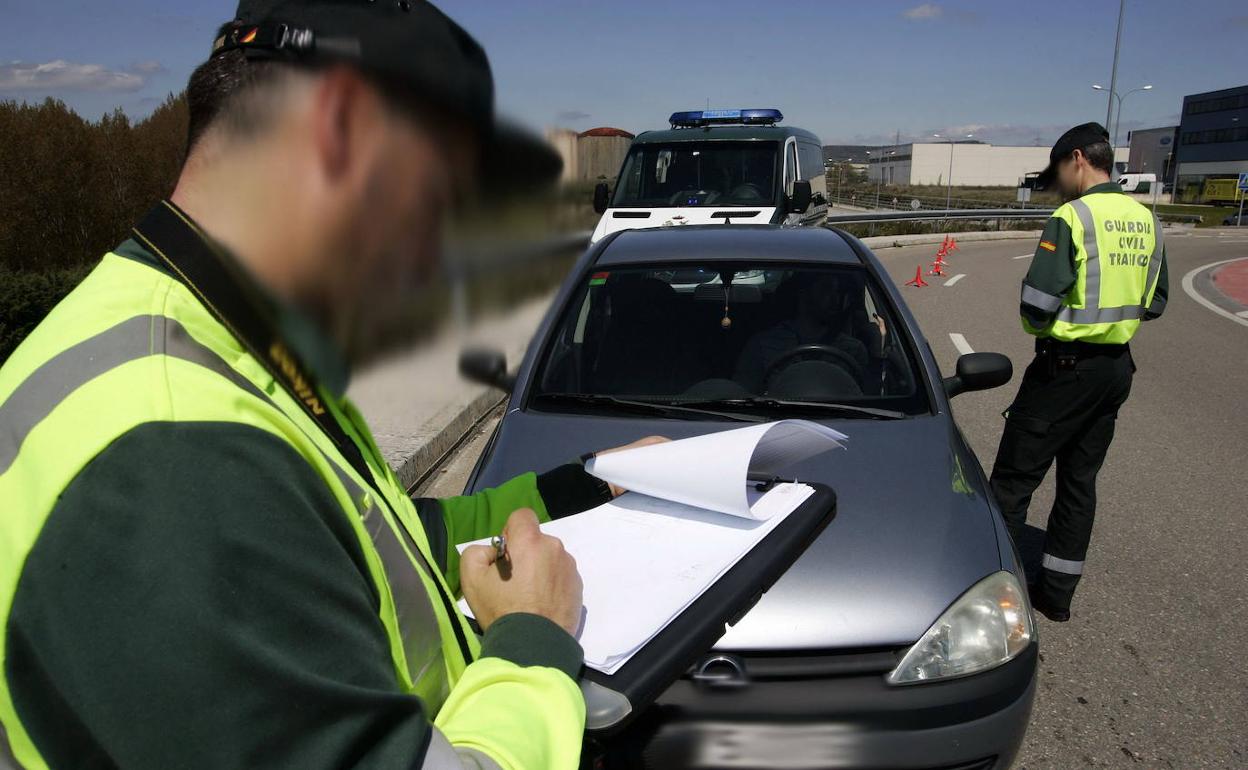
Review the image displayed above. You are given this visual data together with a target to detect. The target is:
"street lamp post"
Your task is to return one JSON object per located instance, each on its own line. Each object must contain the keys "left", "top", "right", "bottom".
{"left": 835, "top": 157, "right": 851, "bottom": 204}
{"left": 1106, "top": 0, "right": 1125, "bottom": 130}
{"left": 1092, "top": 83, "right": 1152, "bottom": 151}
{"left": 934, "top": 133, "right": 973, "bottom": 209}
{"left": 868, "top": 150, "right": 878, "bottom": 208}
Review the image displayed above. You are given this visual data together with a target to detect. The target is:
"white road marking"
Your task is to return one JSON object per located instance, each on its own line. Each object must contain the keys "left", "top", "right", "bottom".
{"left": 943, "top": 273, "right": 966, "bottom": 287}
{"left": 1181, "top": 258, "right": 1248, "bottom": 329}
{"left": 949, "top": 333, "right": 975, "bottom": 355}
{"left": 1238, "top": 310, "right": 1248, "bottom": 319}
{"left": 1012, "top": 254, "right": 1032, "bottom": 260}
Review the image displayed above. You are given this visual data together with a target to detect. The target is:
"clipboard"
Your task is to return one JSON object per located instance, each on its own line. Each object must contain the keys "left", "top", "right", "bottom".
{"left": 577, "top": 482, "right": 837, "bottom": 736}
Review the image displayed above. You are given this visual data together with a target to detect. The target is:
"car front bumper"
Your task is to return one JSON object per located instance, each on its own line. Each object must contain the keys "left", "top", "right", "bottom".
{"left": 597, "top": 643, "right": 1037, "bottom": 770}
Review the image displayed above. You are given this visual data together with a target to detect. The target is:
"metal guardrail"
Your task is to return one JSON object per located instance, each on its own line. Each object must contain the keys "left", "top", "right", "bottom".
{"left": 828, "top": 191, "right": 1039, "bottom": 212}
{"left": 825, "top": 208, "right": 1203, "bottom": 225}
{"left": 825, "top": 208, "right": 1055, "bottom": 224}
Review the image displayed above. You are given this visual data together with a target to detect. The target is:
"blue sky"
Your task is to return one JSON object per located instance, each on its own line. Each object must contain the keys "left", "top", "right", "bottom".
{"left": 2, "top": 1, "right": 1245, "bottom": 146}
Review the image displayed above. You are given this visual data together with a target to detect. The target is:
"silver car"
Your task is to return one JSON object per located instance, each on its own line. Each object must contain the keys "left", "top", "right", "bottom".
{"left": 461, "top": 225, "right": 1036, "bottom": 769}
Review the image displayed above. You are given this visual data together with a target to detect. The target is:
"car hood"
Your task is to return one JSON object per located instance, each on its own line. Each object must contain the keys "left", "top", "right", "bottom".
{"left": 470, "top": 410, "right": 1003, "bottom": 650}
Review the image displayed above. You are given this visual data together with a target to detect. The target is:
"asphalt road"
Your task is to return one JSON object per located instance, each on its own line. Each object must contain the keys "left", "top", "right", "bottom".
{"left": 424, "top": 228, "right": 1248, "bottom": 769}
{"left": 878, "top": 229, "right": 1248, "bottom": 769}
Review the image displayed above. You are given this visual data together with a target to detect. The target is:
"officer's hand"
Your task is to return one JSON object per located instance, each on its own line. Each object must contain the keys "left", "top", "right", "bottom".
{"left": 460, "top": 508, "right": 583, "bottom": 635}
{"left": 593, "top": 435, "right": 670, "bottom": 497}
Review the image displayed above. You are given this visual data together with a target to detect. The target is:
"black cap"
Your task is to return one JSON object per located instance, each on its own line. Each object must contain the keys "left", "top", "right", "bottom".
{"left": 211, "top": 1, "right": 561, "bottom": 191}
{"left": 1034, "top": 122, "right": 1110, "bottom": 190}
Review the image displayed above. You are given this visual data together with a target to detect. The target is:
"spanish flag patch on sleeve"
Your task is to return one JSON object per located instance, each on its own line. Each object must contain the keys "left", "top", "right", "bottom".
{"left": 1039, "top": 241, "right": 1057, "bottom": 252}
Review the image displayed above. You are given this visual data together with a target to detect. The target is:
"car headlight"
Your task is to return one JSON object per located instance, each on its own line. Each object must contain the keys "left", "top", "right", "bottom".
{"left": 886, "top": 570, "right": 1034, "bottom": 685}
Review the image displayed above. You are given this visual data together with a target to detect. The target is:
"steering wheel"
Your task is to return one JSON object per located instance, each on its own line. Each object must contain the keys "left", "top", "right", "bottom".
{"left": 728, "top": 182, "right": 764, "bottom": 202}
{"left": 761, "top": 344, "right": 864, "bottom": 393}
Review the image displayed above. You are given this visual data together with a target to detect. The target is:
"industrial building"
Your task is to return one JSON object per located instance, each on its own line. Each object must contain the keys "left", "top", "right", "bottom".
{"left": 866, "top": 141, "right": 1128, "bottom": 187}
{"left": 1125, "top": 126, "right": 1178, "bottom": 181}
{"left": 545, "top": 126, "right": 635, "bottom": 185}
{"left": 1173, "top": 84, "right": 1248, "bottom": 204}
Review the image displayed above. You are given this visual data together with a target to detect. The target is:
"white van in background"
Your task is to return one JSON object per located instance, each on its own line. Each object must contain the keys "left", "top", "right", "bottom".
{"left": 590, "top": 109, "right": 827, "bottom": 243}
{"left": 1115, "top": 173, "right": 1157, "bottom": 194}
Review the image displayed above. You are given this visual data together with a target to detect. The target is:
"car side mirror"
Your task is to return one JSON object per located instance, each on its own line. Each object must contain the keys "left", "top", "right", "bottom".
{"left": 944, "top": 352, "right": 1012, "bottom": 398}
{"left": 788, "top": 180, "right": 812, "bottom": 213}
{"left": 593, "top": 182, "right": 611, "bottom": 214}
{"left": 459, "top": 347, "right": 514, "bottom": 392}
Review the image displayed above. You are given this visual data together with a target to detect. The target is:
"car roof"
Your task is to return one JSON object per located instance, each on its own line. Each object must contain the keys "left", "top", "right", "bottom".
{"left": 594, "top": 225, "right": 865, "bottom": 266}
{"left": 632, "top": 124, "right": 821, "bottom": 145}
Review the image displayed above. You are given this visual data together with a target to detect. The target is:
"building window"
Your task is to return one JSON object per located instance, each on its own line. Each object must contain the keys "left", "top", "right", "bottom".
{"left": 1185, "top": 93, "right": 1248, "bottom": 116}
{"left": 1180, "top": 127, "right": 1248, "bottom": 145}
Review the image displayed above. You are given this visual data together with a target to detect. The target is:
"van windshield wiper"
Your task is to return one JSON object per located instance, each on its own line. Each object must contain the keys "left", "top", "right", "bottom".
{"left": 670, "top": 397, "right": 907, "bottom": 420}
{"left": 535, "top": 393, "right": 763, "bottom": 423}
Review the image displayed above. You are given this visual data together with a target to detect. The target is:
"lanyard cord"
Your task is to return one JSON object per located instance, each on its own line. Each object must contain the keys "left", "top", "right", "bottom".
{"left": 131, "top": 200, "right": 476, "bottom": 665}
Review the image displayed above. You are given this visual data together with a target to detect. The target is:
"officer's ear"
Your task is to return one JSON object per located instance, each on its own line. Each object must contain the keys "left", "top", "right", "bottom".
{"left": 308, "top": 66, "right": 375, "bottom": 186}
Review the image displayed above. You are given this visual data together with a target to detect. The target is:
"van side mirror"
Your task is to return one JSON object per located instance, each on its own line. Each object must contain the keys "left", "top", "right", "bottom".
{"left": 593, "top": 182, "right": 611, "bottom": 214}
{"left": 788, "top": 180, "right": 812, "bottom": 214}
{"left": 944, "top": 352, "right": 1012, "bottom": 398}
{"left": 459, "top": 347, "right": 514, "bottom": 392}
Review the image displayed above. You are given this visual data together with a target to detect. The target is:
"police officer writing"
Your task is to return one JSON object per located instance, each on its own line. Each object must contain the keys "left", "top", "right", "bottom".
{"left": 0, "top": 2, "right": 664, "bottom": 768}
{"left": 989, "top": 122, "right": 1167, "bottom": 623}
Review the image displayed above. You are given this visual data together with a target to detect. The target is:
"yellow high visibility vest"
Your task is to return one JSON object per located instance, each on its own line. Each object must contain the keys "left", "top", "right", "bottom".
{"left": 0, "top": 253, "right": 583, "bottom": 768}
{"left": 1044, "top": 191, "right": 1164, "bottom": 344}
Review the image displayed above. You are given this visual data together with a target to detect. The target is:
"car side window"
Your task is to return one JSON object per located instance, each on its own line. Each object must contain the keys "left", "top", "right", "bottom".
{"left": 784, "top": 142, "right": 798, "bottom": 196}
{"left": 797, "top": 142, "right": 822, "bottom": 182}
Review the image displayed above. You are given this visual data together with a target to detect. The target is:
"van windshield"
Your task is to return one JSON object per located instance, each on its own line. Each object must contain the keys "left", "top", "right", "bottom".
{"left": 611, "top": 141, "right": 778, "bottom": 208}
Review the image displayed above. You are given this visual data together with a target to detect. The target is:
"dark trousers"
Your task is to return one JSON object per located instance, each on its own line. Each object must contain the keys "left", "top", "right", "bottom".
{"left": 988, "top": 341, "right": 1134, "bottom": 611}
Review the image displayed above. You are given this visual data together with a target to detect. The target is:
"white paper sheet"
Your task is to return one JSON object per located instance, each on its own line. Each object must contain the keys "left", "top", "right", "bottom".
{"left": 459, "top": 483, "right": 815, "bottom": 674}
{"left": 584, "top": 419, "right": 846, "bottom": 520}
{"left": 456, "top": 420, "right": 846, "bottom": 674}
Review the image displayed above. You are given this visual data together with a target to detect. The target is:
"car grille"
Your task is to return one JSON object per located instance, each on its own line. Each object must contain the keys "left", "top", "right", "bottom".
{"left": 684, "top": 648, "right": 904, "bottom": 685}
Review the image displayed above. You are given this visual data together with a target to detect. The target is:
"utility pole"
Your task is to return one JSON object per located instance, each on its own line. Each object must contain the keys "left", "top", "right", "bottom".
{"left": 1106, "top": 0, "right": 1125, "bottom": 131}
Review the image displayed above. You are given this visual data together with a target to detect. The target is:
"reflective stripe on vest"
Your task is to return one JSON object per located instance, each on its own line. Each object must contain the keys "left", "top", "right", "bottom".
{"left": 1057, "top": 198, "right": 1163, "bottom": 325}
{"left": 0, "top": 315, "right": 262, "bottom": 473}
{"left": 0, "top": 313, "right": 453, "bottom": 764}
{"left": 325, "top": 461, "right": 449, "bottom": 704}
{"left": 4, "top": 313, "right": 450, "bottom": 690}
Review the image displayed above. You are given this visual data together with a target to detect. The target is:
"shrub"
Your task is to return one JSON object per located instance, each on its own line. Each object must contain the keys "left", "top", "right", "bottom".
{"left": 0, "top": 264, "right": 94, "bottom": 363}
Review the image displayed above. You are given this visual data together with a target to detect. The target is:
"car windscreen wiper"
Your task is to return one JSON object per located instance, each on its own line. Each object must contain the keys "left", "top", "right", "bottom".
{"left": 534, "top": 393, "right": 763, "bottom": 423}
{"left": 670, "top": 397, "right": 907, "bottom": 420}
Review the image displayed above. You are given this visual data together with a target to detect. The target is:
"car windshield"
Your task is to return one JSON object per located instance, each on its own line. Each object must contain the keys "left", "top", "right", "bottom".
{"left": 612, "top": 142, "right": 778, "bottom": 208}
{"left": 532, "top": 263, "right": 927, "bottom": 417}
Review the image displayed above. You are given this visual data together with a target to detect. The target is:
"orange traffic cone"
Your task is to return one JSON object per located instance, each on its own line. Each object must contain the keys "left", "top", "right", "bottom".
{"left": 905, "top": 265, "right": 929, "bottom": 287}
{"left": 948, "top": 236, "right": 959, "bottom": 252}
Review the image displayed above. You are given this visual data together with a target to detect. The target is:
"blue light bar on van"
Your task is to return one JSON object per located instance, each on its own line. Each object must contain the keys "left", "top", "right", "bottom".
{"left": 669, "top": 108, "right": 783, "bottom": 128}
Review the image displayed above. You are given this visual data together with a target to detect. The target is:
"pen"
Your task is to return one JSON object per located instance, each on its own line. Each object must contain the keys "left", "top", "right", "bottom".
{"left": 490, "top": 534, "right": 508, "bottom": 563}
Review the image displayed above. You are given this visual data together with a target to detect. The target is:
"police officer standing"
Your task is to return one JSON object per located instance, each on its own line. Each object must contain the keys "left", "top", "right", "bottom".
{"left": 990, "top": 122, "right": 1167, "bottom": 623}
{"left": 0, "top": 2, "right": 661, "bottom": 768}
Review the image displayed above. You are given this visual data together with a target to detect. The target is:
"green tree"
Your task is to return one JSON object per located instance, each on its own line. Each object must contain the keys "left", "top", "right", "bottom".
{"left": 0, "top": 94, "right": 188, "bottom": 360}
